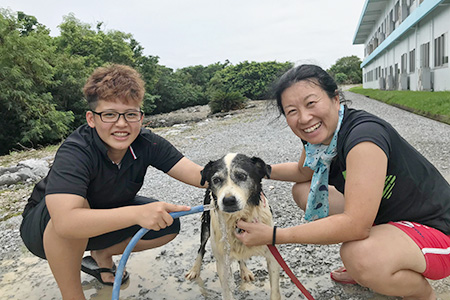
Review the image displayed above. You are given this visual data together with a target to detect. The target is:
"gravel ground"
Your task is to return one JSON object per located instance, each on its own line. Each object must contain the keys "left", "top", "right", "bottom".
{"left": 1, "top": 92, "right": 449, "bottom": 300}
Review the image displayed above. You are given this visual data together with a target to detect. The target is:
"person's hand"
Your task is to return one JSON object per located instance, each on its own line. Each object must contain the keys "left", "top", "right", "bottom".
{"left": 137, "top": 202, "right": 190, "bottom": 231}
{"left": 234, "top": 219, "right": 273, "bottom": 246}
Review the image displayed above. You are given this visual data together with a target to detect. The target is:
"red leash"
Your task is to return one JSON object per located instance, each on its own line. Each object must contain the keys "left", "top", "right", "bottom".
{"left": 267, "top": 245, "right": 315, "bottom": 300}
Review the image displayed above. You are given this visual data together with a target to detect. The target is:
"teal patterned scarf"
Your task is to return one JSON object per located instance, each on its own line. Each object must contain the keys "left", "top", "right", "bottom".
{"left": 303, "top": 104, "right": 345, "bottom": 221}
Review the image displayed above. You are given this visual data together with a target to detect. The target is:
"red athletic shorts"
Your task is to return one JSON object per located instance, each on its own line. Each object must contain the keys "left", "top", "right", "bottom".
{"left": 389, "top": 221, "right": 450, "bottom": 280}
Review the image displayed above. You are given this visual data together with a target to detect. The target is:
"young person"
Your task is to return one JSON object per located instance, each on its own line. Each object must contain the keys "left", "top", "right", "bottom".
{"left": 235, "top": 64, "right": 450, "bottom": 299}
{"left": 20, "top": 64, "right": 204, "bottom": 300}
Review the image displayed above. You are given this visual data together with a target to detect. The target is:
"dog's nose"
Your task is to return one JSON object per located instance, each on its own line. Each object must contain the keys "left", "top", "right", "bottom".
{"left": 223, "top": 196, "right": 237, "bottom": 207}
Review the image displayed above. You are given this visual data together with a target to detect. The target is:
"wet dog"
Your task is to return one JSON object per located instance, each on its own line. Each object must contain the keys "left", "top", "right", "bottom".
{"left": 186, "top": 153, "right": 281, "bottom": 300}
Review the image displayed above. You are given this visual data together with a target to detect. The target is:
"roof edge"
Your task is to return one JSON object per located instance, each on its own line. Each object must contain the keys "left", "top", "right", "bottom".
{"left": 352, "top": 0, "right": 371, "bottom": 44}
{"left": 360, "top": 0, "right": 446, "bottom": 68}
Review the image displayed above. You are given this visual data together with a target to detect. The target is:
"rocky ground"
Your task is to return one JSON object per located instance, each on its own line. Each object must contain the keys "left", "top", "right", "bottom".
{"left": 1, "top": 92, "right": 449, "bottom": 299}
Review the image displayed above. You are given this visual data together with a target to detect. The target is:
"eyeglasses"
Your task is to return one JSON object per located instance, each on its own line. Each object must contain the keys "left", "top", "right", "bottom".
{"left": 92, "top": 110, "right": 144, "bottom": 123}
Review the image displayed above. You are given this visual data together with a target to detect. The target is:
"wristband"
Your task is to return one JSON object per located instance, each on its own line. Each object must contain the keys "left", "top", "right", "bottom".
{"left": 272, "top": 225, "right": 277, "bottom": 245}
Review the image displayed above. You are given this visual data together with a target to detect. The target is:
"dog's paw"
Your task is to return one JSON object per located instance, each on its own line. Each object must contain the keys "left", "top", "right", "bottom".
{"left": 185, "top": 267, "right": 200, "bottom": 280}
{"left": 241, "top": 269, "right": 255, "bottom": 282}
{"left": 238, "top": 260, "right": 255, "bottom": 282}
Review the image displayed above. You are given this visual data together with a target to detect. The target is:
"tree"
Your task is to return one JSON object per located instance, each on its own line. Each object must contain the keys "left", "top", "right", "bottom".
{"left": 136, "top": 54, "right": 160, "bottom": 95}
{"left": 53, "top": 14, "right": 139, "bottom": 125}
{"left": 50, "top": 53, "right": 91, "bottom": 127}
{"left": 0, "top": 9, "right": 73, "bottom": 154}
{"left": 217, "top": 61, "right": 293, "bottom": 100}
{"left": 327, "top": 55, "right": 362, "bottom": 84}
{"left": 175, "top": 61, "right": 229, "bottom": 105}
{"left": 55, "top": 14, "right": 136, "bottom": 68}
{"left": 151, "top": 66, "right": 204, "bottom": 114}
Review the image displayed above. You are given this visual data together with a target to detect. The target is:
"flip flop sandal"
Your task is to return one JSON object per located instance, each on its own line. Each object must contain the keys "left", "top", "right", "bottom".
{"left": 330, "top": 267, "right": 357, "bottom": 285}
{"left": 81, "top": 256, "right": 129, "bottom": 286}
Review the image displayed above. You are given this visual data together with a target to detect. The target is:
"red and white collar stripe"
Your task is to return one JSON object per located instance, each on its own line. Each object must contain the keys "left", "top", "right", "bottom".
{"left": 129, "top": 146, "right": 137, "bottom": 160}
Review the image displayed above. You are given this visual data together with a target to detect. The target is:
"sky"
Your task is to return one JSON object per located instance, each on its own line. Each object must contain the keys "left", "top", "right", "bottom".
{"left": 2, "top": 0, "right": 366, "bottom": 70}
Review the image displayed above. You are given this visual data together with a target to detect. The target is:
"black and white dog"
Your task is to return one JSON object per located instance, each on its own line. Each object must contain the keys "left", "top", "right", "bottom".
{"left": 186, "top": 153, "right": 281, "bottom": 300}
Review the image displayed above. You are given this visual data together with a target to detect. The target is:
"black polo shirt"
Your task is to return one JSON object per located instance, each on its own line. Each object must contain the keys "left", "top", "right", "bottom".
{"left": 24, "top": 124, "right": 184, "bottom": 213}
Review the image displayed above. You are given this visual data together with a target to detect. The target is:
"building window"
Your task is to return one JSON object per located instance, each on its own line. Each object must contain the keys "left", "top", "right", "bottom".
{"left": 394, "top": 1, "right": 400, "bottom": 23}
{"left": 409, "top": 49, "right": 415, "bottom": 72}
{"left": 367, "top": 70, "right": 374, "bottom": 82}
{"left": 420, "top": 42, "right": 430, "bottom": 68}
{"left": 401, "top": 0, "right": 410, "bottom": 22}
{"left": 434, "top": 33, "right": 447, "bottom": 67}
{"left": 401, "top": 53, "right": 408, "bottom": 73}
{"left": 389, "top": 10, "right": 395, "bottom": 34}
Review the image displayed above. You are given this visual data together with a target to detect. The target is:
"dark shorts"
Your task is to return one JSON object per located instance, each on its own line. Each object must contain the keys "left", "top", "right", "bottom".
{"left": 20, "top": 196, "right": 181, "bottom": 259}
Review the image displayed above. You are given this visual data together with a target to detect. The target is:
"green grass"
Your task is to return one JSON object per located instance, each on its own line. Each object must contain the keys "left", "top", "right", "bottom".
{"left": 349, "top": 86, "right": 450, "bottom": 125}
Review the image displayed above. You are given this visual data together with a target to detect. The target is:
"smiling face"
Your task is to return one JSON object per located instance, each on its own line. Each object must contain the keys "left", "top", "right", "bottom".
{"left": 86, "top": 99, "right": 143, "bottom": 162}
{"left": 281, "top": 80, "right": 341, "bottom": 145}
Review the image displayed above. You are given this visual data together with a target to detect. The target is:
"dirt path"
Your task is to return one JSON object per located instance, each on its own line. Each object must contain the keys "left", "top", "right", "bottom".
{"left": 1, "top": 96, "right": 449, "bottom": 299}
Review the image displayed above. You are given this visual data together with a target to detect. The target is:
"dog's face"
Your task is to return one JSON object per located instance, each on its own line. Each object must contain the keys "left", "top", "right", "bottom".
{"left": 201, "top": 153, "right": 271, "bottom": 213}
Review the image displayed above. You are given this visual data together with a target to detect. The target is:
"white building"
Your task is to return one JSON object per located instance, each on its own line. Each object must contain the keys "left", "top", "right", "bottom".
{"left": 353, "top": 0, "right": 450, "bottom": 91}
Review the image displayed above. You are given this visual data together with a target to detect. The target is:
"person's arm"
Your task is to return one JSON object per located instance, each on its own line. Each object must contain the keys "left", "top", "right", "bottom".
{"left": 269, "top": 146, "right": 313, "bottom": 183}
{"left": 46, "top": 194, "right": 190, "bottom": 239}
{"left": 236, "top": 141, "right": 387, "bottom": 246}
{"left": 167, "top": 157, "right": 205, "bottom": 188}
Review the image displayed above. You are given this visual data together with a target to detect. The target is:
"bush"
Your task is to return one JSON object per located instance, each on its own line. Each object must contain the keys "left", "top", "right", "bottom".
{"left": 209, "top": 91, "right": 246, "bottom": 114}
{"left": 328, "top": 55, "right": 362, "bottom": 84}
{"left": 218, "top": 61, "right": 293, "bottom": 100}
{"left": 334, "top": 73, "right": 348, "bottom": 84}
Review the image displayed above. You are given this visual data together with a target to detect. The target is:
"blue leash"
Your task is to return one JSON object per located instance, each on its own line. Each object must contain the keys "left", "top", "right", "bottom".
{"left": 111, "top": 205, "right": 208, "bottom": 300}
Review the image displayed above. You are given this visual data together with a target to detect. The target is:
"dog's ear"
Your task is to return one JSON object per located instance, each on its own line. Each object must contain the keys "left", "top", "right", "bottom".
{"left": 251, "top": 156, "right": 271, "bottom": 180}
{"left": 200, "top": 160, "right": 215, "bottom": 186}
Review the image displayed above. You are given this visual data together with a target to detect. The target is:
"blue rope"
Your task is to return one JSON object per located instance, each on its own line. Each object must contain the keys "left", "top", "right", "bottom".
{"left": 111, "top": 205, "right": 206, "bottom": 300}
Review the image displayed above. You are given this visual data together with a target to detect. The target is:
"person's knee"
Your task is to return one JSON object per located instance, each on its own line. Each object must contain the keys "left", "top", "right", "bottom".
{"left": 43, "top": 220, "right": 88, "bottom": 263}
{"left": 340, "top": 240, "right": 380, "bottom": 286}
{"left": 292, "top": 182, "right": 310, "bottom": 211}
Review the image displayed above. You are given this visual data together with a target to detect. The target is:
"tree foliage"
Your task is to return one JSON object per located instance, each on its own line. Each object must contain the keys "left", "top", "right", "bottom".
{"left": 0, "top": 9, "right": 73, "bottom": 155}
{"left": 56, "top": 14, "right": 135, "bottom": 68}
{"left": 53, "top": 14, "right": 140, "bottom": 126}
{"left": 217, "top": 61, "right": 293, "bottom": 100}
{"left": 0, "top": 8, "right": 319, "bottom": 155}
{"left": 327, "top": 55, "right": 362, "bottom": 84}
{"left": 175, "top": 62, "right": 229, "bottom": 105}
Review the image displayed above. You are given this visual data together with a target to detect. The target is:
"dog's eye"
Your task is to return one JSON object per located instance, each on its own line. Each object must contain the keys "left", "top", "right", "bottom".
{"left": 212, "top": 177, "right": 222, "bottom": 185}
{"left": 235, "top": 172, "right": 247, "bottom": 181}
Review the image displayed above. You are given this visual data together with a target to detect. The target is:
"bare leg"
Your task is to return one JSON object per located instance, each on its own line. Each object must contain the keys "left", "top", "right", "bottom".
{"left": 43, "top": 220, "right": 88, "bottom": 300}
{"left": 292, "top": 182, "right": 345, "bottom": 215}
{"left": 45, "top": 218, "right": 178, "bottom": 299}
{"left": 91, "top": 233, "right": 178, "bottom": 284}
{"left": 340, "top": 224, "right": 435, "bottom": 299}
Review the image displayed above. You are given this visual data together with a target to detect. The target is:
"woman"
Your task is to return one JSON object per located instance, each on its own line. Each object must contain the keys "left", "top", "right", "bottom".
{"left": 235, "top": 64, "right": 450, "bottom": 299}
